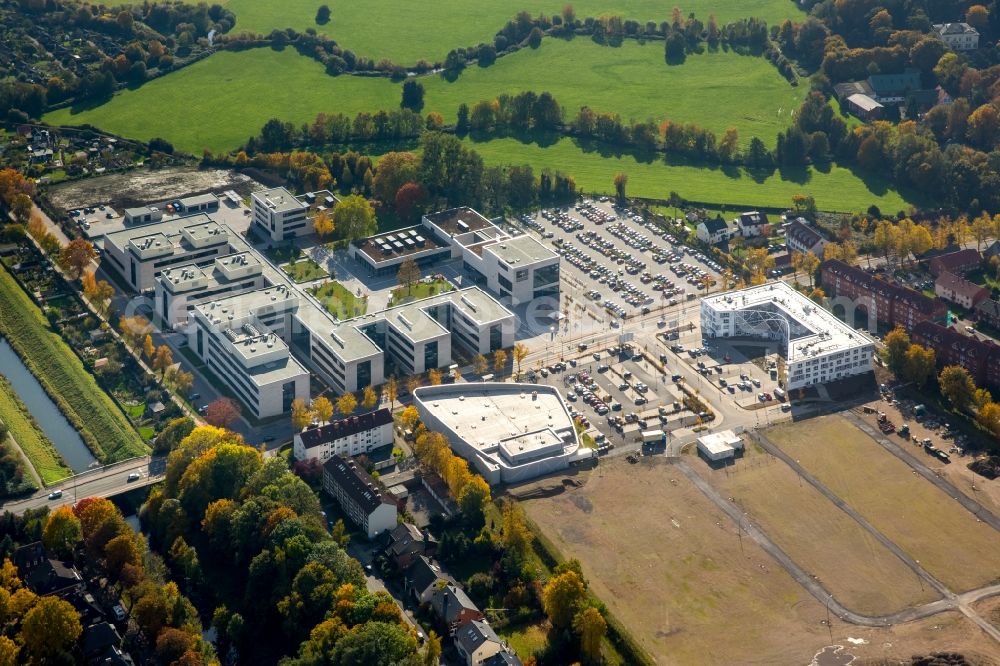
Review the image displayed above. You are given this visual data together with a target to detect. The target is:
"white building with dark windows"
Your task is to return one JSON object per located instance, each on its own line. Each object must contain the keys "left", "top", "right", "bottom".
{"left": 696, "top": 217, "right": 731, "bottom": 245}
{"left": 251, "top": 187, "right": 338, "bottom": 242}
{"left": 322, "top": 456, "right": 397, "bottom": 538}
{"left": 933, "top": 22, "right": 980, "bottom": 50}
{"left": 700, "top": 282, "right": 876, "bottom": 390}
{"left": 293, "top": 408, "right": 394, "bottom": 462}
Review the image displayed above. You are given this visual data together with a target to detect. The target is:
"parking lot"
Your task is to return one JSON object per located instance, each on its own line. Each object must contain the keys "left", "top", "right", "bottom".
{"left": 517, "top": 199, "right": 727, "bottom": 327}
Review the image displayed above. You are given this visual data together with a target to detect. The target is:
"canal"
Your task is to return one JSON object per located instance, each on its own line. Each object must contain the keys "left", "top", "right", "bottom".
{"left": 0, "top": 336, "right": 97, "bottom": 472}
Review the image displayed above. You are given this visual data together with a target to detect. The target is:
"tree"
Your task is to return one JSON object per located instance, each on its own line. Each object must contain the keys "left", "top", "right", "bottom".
{"left": 881, "top": 327, "right": 910, "bottom": 372}
{"left": 153, "top": 344, "right": 174, "bottom": 378}
{"left": 406, "top": 375, "right": 421, "bottom": 396}
{"left": 104, "top": 533, "right": 142, "bottom": 580}
{"left": 82, "top": 271, "right": 114, "bottom": 316}
{"left": 513, "top": 342, "right": 529, "bottom": 379}
{"left": 799, "top": 251, "right": 820, "bottom": 287}
{"left": 336, "top": 392, "right": 358, "bottom": 416}
{"left": 428, "top": 368, "right": 442, "bottom": 385}
{"left": 473, "top": 354, "right": 488, "bottom": 376}
{"left": 143, "top": 334, "right": 155, "bottom": 361}
{"left": 394, "top": 182, "right": 427, "bottom": 223}
{"left": 613, "top": 172, "right": 628, "bottom": 202}
{"left": 967, "top": 104, "right": 1000, "bottom": 150}
{"left": 315, "top": 4, "right": 330, "bottom": 24}
{"left": 20, "top": 596, "right": 81, "bottom": 662}
{"left": 119, "top": 315, "right": 151, "bottom": 348}
{"left": 399, "top": 405, "right": 420, "bottom": 431}
{"left": 493, "top": 349, "right": 508, "bottom": 375}
{"left": 458, "top": 476, "right": 491, "bottom": 524}
{"left": 385, "top": 376, "right": 398, "bottom": 411}
{"left": 42, "top": 506, "right": 81, "bottom": 558}
{"left": 11, "top": 194, "right": 32, "bottom": 225}
{"left": 574, "top": 606, "right": 607, "bottom": 664}
{"left": 373, "top": 152, "right": 420, "bottom": 203}
{"left": 156, "top": 417, "right": 195, "bottom": 453}
{"left": 204, "top": 398, "right": 240, "bottom": 428}
{"left": 58, "top": 238, "right": 95, "bottom": 279}
{"left": 902, "top": 344, "right": 935, "bottom": 388}
{"left": 401, "top": 80, "right": 425, "bottom": 111}
{"left": 333, "top": 195, "right": 377, "bottom": 241}
{"left": 978, "top": 402, "right": 1000, "bottom": 437}
{"left": 332, "top": 620, "right": 419, "bottom": 665}
{"left": 313, "top": 210, "right": 334, "bottom": 241}
{"left": 291, "top": 398, "right": 313, "bottom": 430}
{"left": 939, "top": 365, "right": 977, "bottom": 412}
{"left": 423, "top": 630, "right": 442, "bottom": 666}
{"left": 397, "top": 257, "right": 421, "bottom": 295}
{"left": 362, "top": 385, "right": 378, "bottom": 410}
{"left": 542, "top": 570, "right": 586, "bottom": 627}
{"left": 528, "top": 26, "right": 543, "bottom": 48}
{"left": 966, "top": 4, "right": 989, "bottom": 30}
{"left": 313, "top": 396, "right": 334, "bottom": 424}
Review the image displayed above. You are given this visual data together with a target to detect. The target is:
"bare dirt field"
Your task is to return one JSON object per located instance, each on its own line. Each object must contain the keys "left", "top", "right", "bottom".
{"left": 703, "top": 442, "right": 939, "bottom": 616}
{"left": 769, "top": 415, "right": 1000, "bottom": 593}
{"left": 44, "top": 166, "right": 261, "bottom": 211}
{"left": 516, "top": 457, "right": 1000, "bottom": 665}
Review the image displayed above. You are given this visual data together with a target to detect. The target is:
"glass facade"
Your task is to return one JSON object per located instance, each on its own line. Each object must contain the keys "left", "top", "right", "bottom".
{"left": 533, "top": 263, "right": 560, "bottom": 287}
{"left": 356, "top": 359, "right": 372, "bottom": 389}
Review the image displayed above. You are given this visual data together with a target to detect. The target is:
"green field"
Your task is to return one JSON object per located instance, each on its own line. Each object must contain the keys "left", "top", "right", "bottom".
{"left": 0, "top": 373, "right": 68, "bottom": 485}
{"left": 220, "top": 0, "right": 804, "bottom": 63}
{"left": 388, "top": 278, "right": 454, "bottom": 306}
{"left": 310, "top": 280, "right": 368, "bottom": 319}
{"left": 282, "top": 258, "right": 328, "bottom": 283}
{"left": 0, "top": 268, "right": 148, "bottom": 463}
{"left": 424, "top": 39, "right": 802, "bottom": 143}
{"left": 465, "top": 136, "right": 915, "bottom": 212}
{"left": 47, "top": 41, "right": 799, "bottom": 154}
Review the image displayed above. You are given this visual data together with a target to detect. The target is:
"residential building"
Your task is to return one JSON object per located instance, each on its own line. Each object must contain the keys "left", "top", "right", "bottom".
{"left": 413, "top": 383, "right": 590, "bottom": 485}
{"left": 431, "top": 582, "right": 484, "bottom": 633}
{"left": 405, "top": 555, "right": 450, "bottom": 604}
{"left": 912, "top": 321, "right": 1000, "bottom": 388}
{"left": 483, "top": 653, "right": 524, "bottom": 666}
{"left": 977, "top": 299, "right": 1000, "bottom": 329}
{"left": 935, "top": 272, "right": 990, "bottom": 309}
{"left": 933, "top": 22, "right": 980, "bottom": 50}
{"left": 696, "top": 217, "right": 731, "bottom": 245}
{"left": 383, "top": 523, "right": 437, "bottom": 570}
{"left": 984, "top": 240, "right": 1000, "bottom": 262}
{"left": 701, "top": 282, "right": 877, "bottom": 390}
{"left": 785, "top": 218, "right": 827, "bottom": 257}
{"left": 455, "top": 620, "right": 507, "bottom": 666}
{"left": 251, "top": 187, "right": 338, "bottom": 242}
{"left": 81, "top": 622, "right": 122, "bottom": 661}
{"left": 820, "top": 259, "right": 948, "bottom": 332}
{"left": 733, "top": 211, "right": 769, "bottom": 238}
{"left": 322, "top": 456, "right": 397, "bottom": 538}
{"left": 929, "top": 248, "right": 982, "bottom": 276}
{"left": 12, "top": 542, "right": 83, "bottom": 596}
{"left": 293, "top": 408, "right": 394, "bottom": 462}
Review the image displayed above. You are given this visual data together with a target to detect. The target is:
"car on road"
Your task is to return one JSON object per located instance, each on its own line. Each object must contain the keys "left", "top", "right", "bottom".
{"left": 127, "top": 472, "right": 141, "bottom": 482}
{"left": 189, "top": 393, "right": 201, "bottom": 401}
{"left": 198, "top": 404, "right": 208, "bottom": 414}
{"left": 112, "top": 605, "right": 126, "bottom": 622}
{"left": 48, "top": 490, "right": 63, "bottom": 500}
{"left": 634, "top": 396, "right": 648, "bottom": 405}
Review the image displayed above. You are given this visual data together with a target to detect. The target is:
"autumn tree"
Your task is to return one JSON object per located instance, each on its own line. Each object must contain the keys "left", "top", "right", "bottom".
{"left": 385, "top": 376, "right": 398, "bottom": 411}
{"left": 313, "top": 396, "right": 334, "bottom": 424}
{"left": 20, "top": 596, "right": 82, "bottom": 662}
{"left": 966, "top": 4, "right": 990, "bottom": 30}
{"left": 153, "top": 344, "right": 174, "bottom": 378}
{"left": 143, "top": 334, "right": 155, "bottom": 361}
{"left": 204, "top": 397, "right": 241, "bottom": 428}
{"left": 58, "top": 238, "right": 96, "bottom": 279}
{"left": 82, "top": 270, "right": 114, "bottom": 315}
{"left": 902, "top": 344, "right": 935, "bottom": 388}
{"left": 493, "top": 349, "right": 508, "bottom": 375}
{"left": 542, "top": 570, "right": 587, "bottom": 627}
{"left": 333, "top": 195, "right": 377, "bottom": 241}
{"left": 42, "top": 506, "right": 82, "bottom": 558}
{"left": 574, "top": 606, "right": 607, "bottom": 664}
{"left": 473, "top": 354, "right": 488, "bottom": 376}
{"left": 406, "top": 375, "right": 421, "bottom": 396}
{"left": 798, "top": 251, "right": 820, "bottom": 287}
{"left": 939, "top": 365, "right": 977, "bottom": 412}
{"left": 399, "top": 405, "right": 420, "bottom": 431}
{"left": 119, "top": 315, "right": 151, "bottom": 348}
{"left": 513, "top": 342, "right": 529, "bottom": 379}
{"left": 745, "top": 247, "right": 776, "bottom": 286}
{"left": 397, "top": 257, "right": 421, "bottom": 295}
{"left": 457, "top": 476, "right": 491, "bottom": 525}
{"left": 612, "top": 172, "right": 628, "bottom": 202}
{"left": 881, "top": 327, "right": 910, "bottom": 372}
{"left": 336, "top": 392, "right": 358, "bottom": 416}
{"left": 291, "top": 398, "right": 314, "bottom": 430}
{"left": 423, "top": 630, "right": 442, "bottom": 666}
{"left": 428, "top": 368, "right": 442, "bottom": 386}
{"left": 362, "top": 385, "right": 378, "bottom": 410}
{"left": 313, "top": 210, "right": 335, "bottom": 241}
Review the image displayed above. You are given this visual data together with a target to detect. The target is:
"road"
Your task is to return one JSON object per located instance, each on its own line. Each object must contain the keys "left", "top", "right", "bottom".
{"left": 1, "top": 456, "right": 165, "bottom": 515}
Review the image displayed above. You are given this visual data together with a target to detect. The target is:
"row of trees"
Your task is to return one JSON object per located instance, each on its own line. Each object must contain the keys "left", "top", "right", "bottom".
{"left": 290, "top": 386, "right": 379, "bottom": 430}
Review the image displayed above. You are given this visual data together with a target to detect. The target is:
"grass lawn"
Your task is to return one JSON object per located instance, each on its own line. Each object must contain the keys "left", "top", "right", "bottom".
{"left": 466, "top": 135, "right": 917, "bottom": 213}
{"left": 388, "top": 278, "right": 454, "bottom": 306}
{"left": 497, "top": 622, "right": 549, "bottom": 661}
{"left": 0, "top": 268, "right": 147, "bottom": 463}
{"left": 710, "top": 439, "right": 937, "bottom": 615}
{"left": 310, "top": 280, "right": 368, "bottom": 319}
{"left": 0, "top": 373, "right": 69, "bottom": 485}
{"left": 282, "top": 258, "right": 328, "bottom": 283}
{"left": 425, "top": 41, "right": 803, "bottom": 145}
{"left": 768, "top": 414, "right": 1000, "bottom": 593}
{"left": 220, "top": 0, "right": 804, "bottom": 63}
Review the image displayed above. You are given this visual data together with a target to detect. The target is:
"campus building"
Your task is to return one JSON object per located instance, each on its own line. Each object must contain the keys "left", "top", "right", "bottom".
{"left": 251, "top": 187, "right": 338, "bottom": 242}
{"left": 412, "top": 383, "right": 590, "bottom": 485}
{"left": 321, "top": 455, "right": 397, "bottom": 538}
{"left": 700, "top": 281, "right": 877, "bottom": 390}
{"left": 350, "top": 207, "right": 559, "bottom": 306}
{"left": 293, "top": 408, "right": 394, "bottom": 462}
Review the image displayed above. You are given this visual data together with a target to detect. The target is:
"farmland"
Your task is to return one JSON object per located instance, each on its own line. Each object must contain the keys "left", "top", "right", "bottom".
{"left": 768, "top": 415, "right": 1000, "bottom": 593}
{"left": 466, "top": 136, "right": 914, "bottom": 212}
{"left": 220, "top": 0, "right": 805, "bottom": 63}
{"left": 0, "top": 268, "right": 147, "bottom": 463}
{"left": 707, "top": 440, "right": 937, "bottom": 615}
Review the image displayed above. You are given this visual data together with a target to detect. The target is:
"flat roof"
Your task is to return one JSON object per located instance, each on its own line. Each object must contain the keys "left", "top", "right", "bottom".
{"left": 194, "top": 284, "right": 299, "bottom": 324}
{"left": 424, "top": 207, "right": 494, "bottom": 236}
{"left": 386, "top": 303, "right": 450, "bottom": 343}
{"left": 698, "top": 430, "right": 743, "bottom": 456}
{"left": 106, "top": 212, "right": 217, "bottom": 251}
{"left": 483, "top": 234, "right": 558, "bottom": 266}
{"left": 702, "top": 281, "right": 876, "bottom": 362}
{"left": 354, "top": 225, "right": 448, "bottom": 265}
{"left": 253, "top": 187, "right": 306, "bottom": 214}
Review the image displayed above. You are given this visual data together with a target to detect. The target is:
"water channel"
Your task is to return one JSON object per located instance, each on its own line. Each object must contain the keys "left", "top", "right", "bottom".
{"left": 0, "top": 336, "right": 97, "bottom": 472}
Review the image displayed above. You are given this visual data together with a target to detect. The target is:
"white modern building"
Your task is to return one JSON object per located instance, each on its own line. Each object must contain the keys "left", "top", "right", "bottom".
{"left": 351, "top": 207, "right": 559, "bottom": 306}
{"left": 412, "top": 383, "right": 590, "bottom": 485}
{"left": 933, "top": 22, "right": 979, "bottom": 50}
{"left": 293, "top": 408, "right": 394, "bottom": 462}
{"left": 322, "top": 455, "right": 397, "bottom": 539}
{"left": 697, "top": 429, "right": 745, "bottom": 462}
{"left": 252, "top": 187, "right": 338, "bottom": 242}
{"left": 700, "top": 281, "right": 876, "bottom": 390}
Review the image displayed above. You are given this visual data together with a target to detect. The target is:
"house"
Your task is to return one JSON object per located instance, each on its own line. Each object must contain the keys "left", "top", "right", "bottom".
{"left": 12, "top": 542, "right": 83, "bottom": 596}
{"left": 984, "top": 240, "right": 1000, "bottom": 262}
{"left": 976, "top": 299, "right": 1000, "bottom": 329}
{"left": 696, "top": 217, "right": 730, "bottom": 245}
{"left": 455, "top": 620, "right": 507, "bottom": 666}
{"left": 293, "top": 408, "right": 394, "bottom": 462}
{"left": 820, "top": 259, "right": 947, "bottom": 331}
{"left": 383, "top": 523, "right": 437, "bottom": 570}
{"left": 81, "top": 622, "right": 122, "bottom": 661}
{"left": 733, "top": 211, "right": 769, "bottom": 238}
{"left": 912, "top": 321, "right": 1000, "bottom": 388}
{"left": 785, "top": 218, "right": 827, "bottom": 256}
{"left": 431, "top": 583, "right": 484, "bottom": 633}
{"left": 935, "top": 272, "right": 990, "bottom": 309}
{"left": 933, "top": 22, "right": 980, "bottom": 51}
{"left": 483, "top": 653, "right": 524, "bottom": 666}
{"left": 321, "top": 456, "right": 397, "bottom": 539}
{"left": 405, "top": 555, "right": 451, "bottom": 605}
{"left": 929, "top": 248, "right": 982, "bottom": 276}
